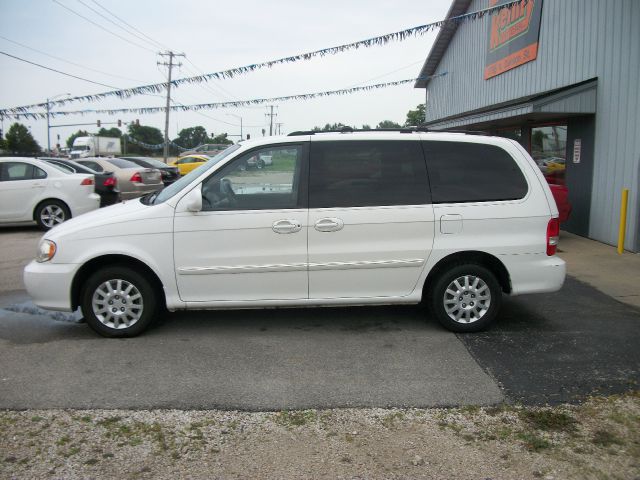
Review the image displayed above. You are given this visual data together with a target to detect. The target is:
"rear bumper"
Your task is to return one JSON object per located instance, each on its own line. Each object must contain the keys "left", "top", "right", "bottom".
{"left": 23, "top": 261, "right": 77, "bottom": 311}
{"left": 72, "top": 194, "right": 100, "bottom": 217}
{"left": 504, "top": 254, "right": 566, "bottom": 295}
{"left": 121, "top": 184, "right": 162, "bottom": 200}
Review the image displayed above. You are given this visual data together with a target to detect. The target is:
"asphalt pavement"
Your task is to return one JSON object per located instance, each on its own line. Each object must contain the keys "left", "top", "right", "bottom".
{"left": 0, "top": 225, "right": 638, "bottom": 410}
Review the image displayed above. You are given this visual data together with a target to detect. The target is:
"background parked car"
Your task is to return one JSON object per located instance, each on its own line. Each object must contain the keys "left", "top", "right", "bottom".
{"left": 40, "top": 157, "right": 121, "bottom": 207}
{"left": 549, "top": 183, "right": 572, "bottom": 223}
{"left": 0, "top": 157, "right": 100, "bottom": 229}
{"left": 180, "top": 143, "right": 230, "bottom": 157}
{"left": 120, "top": 156, "right": 180, "bottom": 186}
{"left": 75, "top": 158, "right": 163, "bottom": 201}
{"left": 170, "top": 155, "right": 209, "bottom": 176}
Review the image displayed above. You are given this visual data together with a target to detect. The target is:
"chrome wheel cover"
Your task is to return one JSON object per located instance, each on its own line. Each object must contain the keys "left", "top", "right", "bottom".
{"left": 443, "top": 275, "right": 491, "bottom": 324}
{"left": 92, "top": 279, "right": 143, "bottom": 329}
{"left": 40, "top": 205, "right": 65, "bottom": 228}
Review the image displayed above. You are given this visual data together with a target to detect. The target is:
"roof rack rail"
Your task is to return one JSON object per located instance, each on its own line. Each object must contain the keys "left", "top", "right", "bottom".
{"left": 428, "top": 129, "right": 491, "bottom": 136}
{"left": 287, "top": 126, "right": 432, "bottom": 136}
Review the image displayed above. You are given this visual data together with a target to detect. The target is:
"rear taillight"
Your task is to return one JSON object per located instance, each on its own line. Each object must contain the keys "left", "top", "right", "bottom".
{"left": 130, "top": 172, "right": 142, "bottom": 183}
{"left": 80, "top": 177, "right": 94, "bottom": 186}
{"left": 103, "top": 177, "right": 117, "bottom": 187}
{"left": 546, "top": 218, "right": 560, "bottom": 256}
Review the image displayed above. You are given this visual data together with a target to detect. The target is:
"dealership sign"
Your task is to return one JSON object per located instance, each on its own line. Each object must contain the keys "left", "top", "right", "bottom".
{"left": 484, "top": 0, "right": 543, "bottom": 80}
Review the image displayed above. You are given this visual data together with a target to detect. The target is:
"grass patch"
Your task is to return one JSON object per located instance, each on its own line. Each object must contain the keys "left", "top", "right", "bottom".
{"left": 591, "top": 429, "right": 624, "bottom": 447}
{"left": 30, "top": 416, "right": 45, "bottom": 422}
{"left": 520, "top": 409, "right": 578, "bottom": 433}
{"left": 56, "top": 435, "right": 71, "bottom": 446}
{"left": 274, "top": 410, "right": 317, "bottom": 427}
{"left": 517, "top": 432, "right": 551, "bottom": 451}
{"left": 380, "top": 411, "right": 405, "bottom": 428}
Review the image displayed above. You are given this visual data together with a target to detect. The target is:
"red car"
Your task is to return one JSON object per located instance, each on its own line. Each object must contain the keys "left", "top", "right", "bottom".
{"left": 548, "top": 183, "right": 571, "bottom": 223}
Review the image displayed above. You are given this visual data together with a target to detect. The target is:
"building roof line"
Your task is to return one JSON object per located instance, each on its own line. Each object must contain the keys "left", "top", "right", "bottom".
{"left": 414, "top": 0, "right": 472, "bottom": 89}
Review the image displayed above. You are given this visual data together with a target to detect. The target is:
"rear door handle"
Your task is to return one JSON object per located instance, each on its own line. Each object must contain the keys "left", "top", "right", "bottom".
{"left": 272, "top": 219, "right": 302, "bottom": 234}
{"left": 314, "top": 217, "right": 344, "bottom": 232}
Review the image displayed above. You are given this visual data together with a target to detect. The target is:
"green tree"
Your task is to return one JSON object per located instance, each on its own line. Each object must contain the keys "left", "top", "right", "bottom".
{"left": 210, "top": 132, "right": 233, "bottom": 145}
{"left": 173, "top": 126, "right": 210, "bottom": 149}
{"left": 66, "top": 129, "right": 89, "bottom": 148}
{"left": 311, "top": 123, "right": 348, "bottom": 132}
{"left": 98, "top": 127, "right": 122, "bottom": 138}
{"left": 376, "top": 120, "right": 402, "bottom": 129}
{"left": 0, "top": 130, "right": 6, "bottom": 150}
{"left": 405, "top": 104, "right": 426, "bottom": 126}
{"left": 126, "top": 123, "right": 164, "bottom": 154}
{"left": 5, "top": 123, "right": 41, "bottom": 154}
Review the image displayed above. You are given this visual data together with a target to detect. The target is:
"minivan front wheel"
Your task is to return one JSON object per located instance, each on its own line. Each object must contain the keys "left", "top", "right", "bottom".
{"left": 81, "top": 266, "right": 158, "bottom": 337}
{"left": 428, "top": 263, "right": 502, "bottom": 333}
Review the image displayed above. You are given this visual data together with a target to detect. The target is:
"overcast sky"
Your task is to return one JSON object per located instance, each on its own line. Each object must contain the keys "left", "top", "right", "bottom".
{"left": 0, "top": 0, "right": 451, "bottom": 149}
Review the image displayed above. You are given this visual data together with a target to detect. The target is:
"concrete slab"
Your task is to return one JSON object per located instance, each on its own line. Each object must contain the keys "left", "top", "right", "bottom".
{"left": 0, "top": 305, "right": 505, "bottom": 410}
{"left": 558, "top": 231, "right": 640, "bottom": 308}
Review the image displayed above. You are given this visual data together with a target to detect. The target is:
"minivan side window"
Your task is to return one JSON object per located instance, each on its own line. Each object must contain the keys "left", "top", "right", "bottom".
{"left": 309, "top": 140, "right": 430, "bottom": 208}
{"left": 423, "top": 141, "right": 528, "bottom": 203}
{"left": 201, "top": 145, "right": 304, "bottom": 211}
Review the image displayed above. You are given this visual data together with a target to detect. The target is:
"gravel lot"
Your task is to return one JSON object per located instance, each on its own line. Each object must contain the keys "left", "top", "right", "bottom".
{"left": 1, "top": 393, "right": 638, "bottom": 479}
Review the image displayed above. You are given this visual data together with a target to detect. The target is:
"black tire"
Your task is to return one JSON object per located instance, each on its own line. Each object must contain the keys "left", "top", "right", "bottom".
{"left": 257, "top": 159, "right": 265, "bottom": 169}
{"left": 80, "top": 266, "right": 159, "bottom": 338}
{"left": 35, "top": 200, "right": 70, "bottom": 230}
{"left": 427, "top": 263, "right": 502, "bottom": 333}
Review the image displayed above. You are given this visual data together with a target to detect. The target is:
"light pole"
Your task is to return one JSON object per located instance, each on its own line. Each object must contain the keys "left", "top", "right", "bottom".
{"left": 46, "top": 93, "right": 70, "bottom": 153}
{"left": 226, "top": 113, "right": 243, "bottom": 140}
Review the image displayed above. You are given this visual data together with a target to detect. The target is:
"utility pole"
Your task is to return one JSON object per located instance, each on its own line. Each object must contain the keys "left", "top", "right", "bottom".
{"left": 158, "top": 51, "right": 184, "bottom": 162}
{"left": 265, "top": 105, "right": 278, "bottom": 136}
{"left": 275, "top": 122, "right": 284, "bottom": 135}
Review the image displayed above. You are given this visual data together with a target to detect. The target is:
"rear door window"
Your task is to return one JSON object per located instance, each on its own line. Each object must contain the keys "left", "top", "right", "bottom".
{"left": 422, "top": 141, "right": 528, "bottom": 203}
{"left": 309, "top": 140, "right": 430, "bottom": 208}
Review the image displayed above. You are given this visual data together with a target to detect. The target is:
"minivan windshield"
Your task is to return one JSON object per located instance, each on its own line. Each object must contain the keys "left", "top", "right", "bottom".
{"left": 149, "top": 144, "right": 241, "bottom": 205}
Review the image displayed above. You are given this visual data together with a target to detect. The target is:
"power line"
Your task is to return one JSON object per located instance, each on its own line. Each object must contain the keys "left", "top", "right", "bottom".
{"left": 2, "top": 0, "right": 517, "bottom": 113}
{"left": 89, "top": 0, "right": 169, "bottom": 51}
{"left": 52, "top": 0, "right": 156, "bottom": 53}
{"left": 76, "top": 0, "right": 163, "bottom": 51}
{"left": 0, "top": 34, "right": 149, "bottom": 84}
{"left": 0, "top": 50, "right": 119, "bottom": 89}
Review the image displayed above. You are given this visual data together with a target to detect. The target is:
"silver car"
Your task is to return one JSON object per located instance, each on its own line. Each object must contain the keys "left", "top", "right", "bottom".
{"left": 76, "top": 158, "right": 163, "bottom": 200}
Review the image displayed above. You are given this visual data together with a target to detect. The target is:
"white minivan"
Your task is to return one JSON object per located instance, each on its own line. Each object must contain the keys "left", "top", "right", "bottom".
{"left": 24, "top": 130, "right": 566, "bottom": 337}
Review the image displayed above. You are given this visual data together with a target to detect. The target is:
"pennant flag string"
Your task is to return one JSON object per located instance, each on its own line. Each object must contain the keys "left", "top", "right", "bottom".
{"left": 0, "top": 0, "right": 523, "bottom": 116}
{"left": 4, "top": 74, "right": 447, "bottom": 120}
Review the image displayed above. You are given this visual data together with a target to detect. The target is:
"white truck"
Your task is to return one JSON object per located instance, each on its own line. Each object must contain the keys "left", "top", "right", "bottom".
{"left": 70, "top": 136, "right": 121, "bottom": 158}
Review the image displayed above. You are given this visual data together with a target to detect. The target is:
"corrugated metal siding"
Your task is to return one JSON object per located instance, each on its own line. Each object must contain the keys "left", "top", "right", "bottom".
{"left": 423, "top": 0, "right": 640, "bottom": 250}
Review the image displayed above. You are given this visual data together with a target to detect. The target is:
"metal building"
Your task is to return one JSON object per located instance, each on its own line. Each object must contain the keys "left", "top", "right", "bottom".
{"left": 415, "top": 0, "right": 640, "bottom": 252}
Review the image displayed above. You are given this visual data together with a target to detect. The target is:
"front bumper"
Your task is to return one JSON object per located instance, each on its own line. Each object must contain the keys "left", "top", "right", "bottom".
{"left": 23, "top": 261, "right": 77, "bottom": 311}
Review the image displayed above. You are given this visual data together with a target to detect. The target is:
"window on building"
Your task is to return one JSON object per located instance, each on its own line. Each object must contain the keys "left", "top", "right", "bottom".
{"left": 309, "top": 140, "right": 430, "bottom": 208}
{"left": 422, "top": 141, "right": 528, "bottom": 203}
{"left": 530, "top": 125, "right": 567, "bottom": 185}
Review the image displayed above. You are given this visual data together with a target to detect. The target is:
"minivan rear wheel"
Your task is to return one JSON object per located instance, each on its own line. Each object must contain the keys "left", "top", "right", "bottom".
{"left": 81, "top": 266, "right": 158, "bottom": 337}
{"left": 428, "top": 263, "right": 502, "bottom": 333}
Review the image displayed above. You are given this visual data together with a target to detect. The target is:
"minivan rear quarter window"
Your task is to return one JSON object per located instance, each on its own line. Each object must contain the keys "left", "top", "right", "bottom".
{"left": 309, "top": 140, "right": 429, "bottom": 208}
{"left": 423, "top": 141, "right": 528, "bottom": 203}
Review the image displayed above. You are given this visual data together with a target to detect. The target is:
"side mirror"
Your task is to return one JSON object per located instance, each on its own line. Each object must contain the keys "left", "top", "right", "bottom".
{"left": 184, "top": 184, "right": 203, "bottom": 212}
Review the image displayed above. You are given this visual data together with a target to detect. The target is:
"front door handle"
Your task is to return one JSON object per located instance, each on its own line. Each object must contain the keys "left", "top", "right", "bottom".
{"left": 272, "top": 219, "right": 302, "bottom": 234}
{"left": 314, "top": 217, "right": 344, "bottom": 232}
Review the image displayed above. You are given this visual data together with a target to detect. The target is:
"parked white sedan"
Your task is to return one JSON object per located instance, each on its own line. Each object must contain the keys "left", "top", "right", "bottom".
{"left": 0, "top": 157, "right": 100, "bottom": 230}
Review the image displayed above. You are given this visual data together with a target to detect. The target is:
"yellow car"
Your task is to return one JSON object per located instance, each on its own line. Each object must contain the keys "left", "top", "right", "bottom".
{"left": 171, "top": 154, "right": 209, "bottom": 175}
